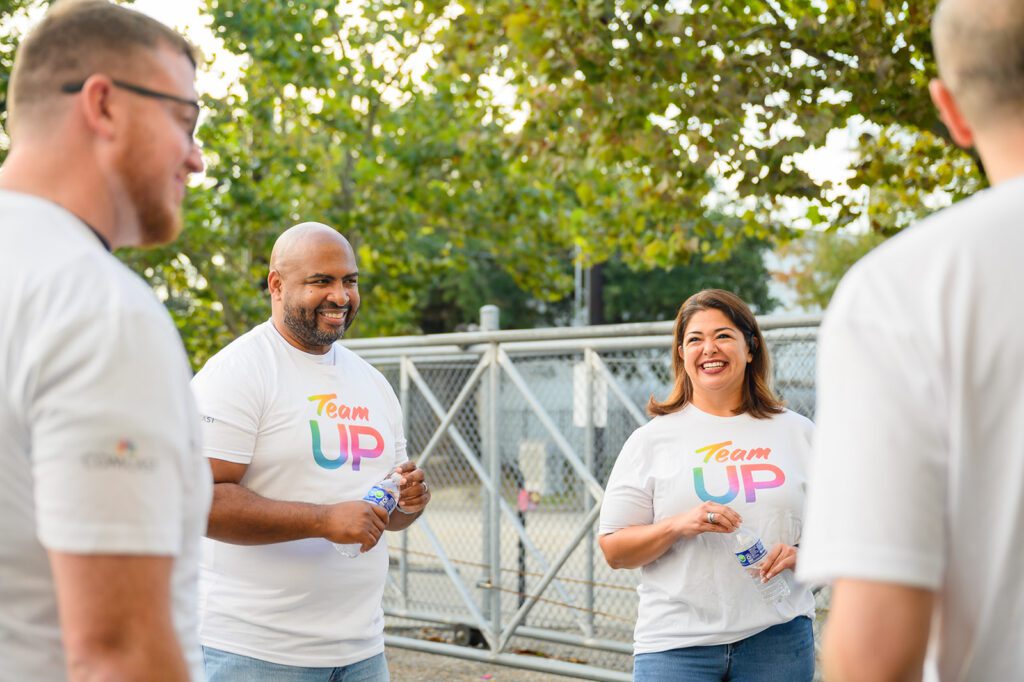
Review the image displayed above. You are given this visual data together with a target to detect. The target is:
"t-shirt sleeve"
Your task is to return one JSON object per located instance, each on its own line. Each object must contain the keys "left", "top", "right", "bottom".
{"left": 795, "top": 412, "right": 815, "bottom": 479}
{"left": 798, "top": 268, "right": 948, "bottom": 590}
{"left": 191, "top": 346, "right": 263, "bottom": 465}
{"left": 29, "top": 293, "right": 193, "bottom": 556}
{"left": 599, "top": 429, "right": 653, "bottom": 535}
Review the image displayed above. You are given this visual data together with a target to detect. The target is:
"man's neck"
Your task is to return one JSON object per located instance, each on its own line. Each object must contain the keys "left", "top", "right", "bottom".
{"left": 269, "top": 315, "right": 333, "bottom": 355}
{"left": 0, "top": 146, "right": 127, "bottom": 249}
{"left": 974, "top": 127, "right": 1024, "bottom": 186}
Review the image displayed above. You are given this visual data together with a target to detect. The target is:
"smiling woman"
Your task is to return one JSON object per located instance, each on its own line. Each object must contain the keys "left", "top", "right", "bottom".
{"left": 651, "top": 289, "right": 784, "bottom": 419}
{"left": 598, "top": 289, "right": 817, "bottom": 682}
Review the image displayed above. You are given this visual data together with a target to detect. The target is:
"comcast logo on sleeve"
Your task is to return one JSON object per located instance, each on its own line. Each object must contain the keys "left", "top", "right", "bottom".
{"left": 82, "top": 437, "right": 158, "bottom": 471}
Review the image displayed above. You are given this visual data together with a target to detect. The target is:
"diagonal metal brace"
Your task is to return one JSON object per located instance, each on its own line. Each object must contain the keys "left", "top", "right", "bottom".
{"left": 497, "top": 501, "right": 603, "bottom": 652}
{"left": 496, "top": 348, "right": 605, "bottom": 502}
{"left": 404, "top": 354, "right": 489, "bottom": 469}
{"left": 415, "top": 517, "right": 497, "bottom": 650}
{"left": 589, "top": 351, "right": 648, "bottom": 428}
{"left": 404, "top": 353, "right": 592, "bottom": 637}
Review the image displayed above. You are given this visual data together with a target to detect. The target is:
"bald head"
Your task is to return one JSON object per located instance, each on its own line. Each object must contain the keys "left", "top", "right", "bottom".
{"left": 268, "top": 223, "right": 361, "bottom": 353}
{"left": 933, "top": 0, "right": 1024, "bottom": 130}
{"left": 270, "top": 222, "right": 355, "bottom": 278}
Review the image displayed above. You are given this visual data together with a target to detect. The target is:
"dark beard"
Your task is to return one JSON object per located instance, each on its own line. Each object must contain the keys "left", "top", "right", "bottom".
{"left": 282, "top": 301, "right": 348, "bottom": 348}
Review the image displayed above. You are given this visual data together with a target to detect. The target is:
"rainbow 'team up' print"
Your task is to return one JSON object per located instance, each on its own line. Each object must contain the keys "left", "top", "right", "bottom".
{"left": 692, "top": 440, "right": 786, "bottom": 504}
{"left": 307, "top": 393, "right": 384, "bottom": 471}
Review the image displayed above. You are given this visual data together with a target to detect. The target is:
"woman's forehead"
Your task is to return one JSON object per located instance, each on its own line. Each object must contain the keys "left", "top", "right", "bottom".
{"left": 683, "top": 308, "right": 737, "bottom": 333}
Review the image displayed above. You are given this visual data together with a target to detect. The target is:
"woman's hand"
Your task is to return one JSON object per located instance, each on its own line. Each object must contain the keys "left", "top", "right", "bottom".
{"left": 760, "top": 543, "right": 797, "bottom": 581}
{"left": 599, "top": 502, "right": 742, "bottom": 570}
{"left": 673, "top": 502, "right": 742, "bottom": 538}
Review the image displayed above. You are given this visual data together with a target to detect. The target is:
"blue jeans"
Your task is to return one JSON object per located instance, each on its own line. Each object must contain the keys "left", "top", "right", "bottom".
{"left": 203, "top": 646, "right": 389, "bottom": 682}
{"left": 633, "top": 616, "right": 814, "bottom": 682}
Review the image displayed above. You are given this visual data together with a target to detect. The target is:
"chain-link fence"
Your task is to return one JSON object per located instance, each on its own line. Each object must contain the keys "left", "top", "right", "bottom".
{"left": 344, "top": 313, "right": 821, "bottom": 680}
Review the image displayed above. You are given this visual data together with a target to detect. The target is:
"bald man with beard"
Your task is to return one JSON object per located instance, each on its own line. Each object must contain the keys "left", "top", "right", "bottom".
{"left": 798, "top": 1, "right": 1024, "bottom": 680}
{"left": 191, "top": 223, "right": 430, "bottom": 681}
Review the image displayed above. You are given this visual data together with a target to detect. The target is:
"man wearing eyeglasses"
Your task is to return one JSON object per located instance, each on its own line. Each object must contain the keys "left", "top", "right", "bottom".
{"left": 0, "top": 2, "right": 210, "bottom": 681}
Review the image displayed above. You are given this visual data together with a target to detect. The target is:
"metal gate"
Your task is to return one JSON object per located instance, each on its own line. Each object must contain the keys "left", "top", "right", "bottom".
{"left": 344, "top": 310, "right": 822, "bottom": 680}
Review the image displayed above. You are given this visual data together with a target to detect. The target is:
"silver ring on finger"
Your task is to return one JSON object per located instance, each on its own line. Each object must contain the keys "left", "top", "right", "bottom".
{"left": 707, "top": 511, "right": 717, "bottom": 524}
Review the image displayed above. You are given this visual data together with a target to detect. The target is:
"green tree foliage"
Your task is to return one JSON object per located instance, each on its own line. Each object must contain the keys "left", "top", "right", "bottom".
{"left": 127, "top": 0, "right": 793, "bottom": 366}
{"left": 0, "top": 1, "right": 986, "bottom": 369}
{"left": 0, "top": 0, "right": 41, "bottom": 157}
{"left": 421, "top": 233, "right": 777, "bottom": 332}
{"left": 775, "top": 228, "right": 885, "bottom": 311}
{"left": 427, "top": 0, "right": 984, "bottom": 238}
{"left": 603, "top": 237, "right": 778, "bottom": 321}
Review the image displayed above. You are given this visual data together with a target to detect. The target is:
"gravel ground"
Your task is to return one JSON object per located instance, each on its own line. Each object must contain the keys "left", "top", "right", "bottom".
{"left": 385, "top": 645, "right": 593, "bottom": 681}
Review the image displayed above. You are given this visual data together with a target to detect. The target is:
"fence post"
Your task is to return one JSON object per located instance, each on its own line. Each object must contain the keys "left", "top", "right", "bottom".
{"left": 583, "top": 348, "right": 597, "bottom": 637}
{"left": 399, "top": 355, "right": 411, "bottom": 608}
{"left": 480, "top": 304, "right": 500, "bottom": 334}
{"left": 480, "top": 306, "right": 501, "bottom": 644}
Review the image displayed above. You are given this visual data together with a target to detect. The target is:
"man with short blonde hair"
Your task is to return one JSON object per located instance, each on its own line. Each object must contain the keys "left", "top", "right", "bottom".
{"left": 0, "top": 2, "right": 210, "bottom": 680}
{"left": 799, "top": 1, "right": 1024, "bottom": 680}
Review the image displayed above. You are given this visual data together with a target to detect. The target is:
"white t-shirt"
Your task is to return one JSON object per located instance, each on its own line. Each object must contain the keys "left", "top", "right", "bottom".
{"left": 798, "top": 175, "right": 1024, "bottom": 682}
{"left": 0, "top": 191, "right": 212, "bottom": 681}
{"left": 192, "top": 320, "right": 408, "bottom": 667}
{"left": 599, "top": 405, "right": 816, "bottom": 654}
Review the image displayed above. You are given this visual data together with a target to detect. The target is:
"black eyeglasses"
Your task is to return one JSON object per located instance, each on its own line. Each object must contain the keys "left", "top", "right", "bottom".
{"left": 61, "top": 78, "right": 201, "bottom": 112}
{"left": 62, "top": 77, "right": 202, "bottom": 141}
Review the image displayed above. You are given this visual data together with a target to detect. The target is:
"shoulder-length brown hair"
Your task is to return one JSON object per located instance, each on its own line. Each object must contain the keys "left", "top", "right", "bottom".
{"left": 647, "top": 289, "right": 784, "bottom": 419}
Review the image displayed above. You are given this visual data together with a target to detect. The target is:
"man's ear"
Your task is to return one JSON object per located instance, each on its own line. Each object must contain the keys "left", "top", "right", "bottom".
{"left": 267, "top": 270, "right": 283, "bottom": 300}
{"left": 79, "top": 75, "right": 119, "bottom": 141}
{"left": 929, "top": 79, "right": 975, "bottom": 149}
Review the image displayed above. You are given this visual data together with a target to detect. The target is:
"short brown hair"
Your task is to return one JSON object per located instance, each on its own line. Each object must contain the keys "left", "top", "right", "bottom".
{"left": 648, "top": 289, "right": 784, "bottom": 419}
{"left": 7, "top": 0, "right": 197, "bottom": 127}
{"left": 933, "top": 0, "right": 1024, "bottom": 129}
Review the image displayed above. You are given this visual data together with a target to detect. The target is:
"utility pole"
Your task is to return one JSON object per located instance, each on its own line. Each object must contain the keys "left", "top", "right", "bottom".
{"left": 573, "top": 248, "right": 605, "bottom": 326}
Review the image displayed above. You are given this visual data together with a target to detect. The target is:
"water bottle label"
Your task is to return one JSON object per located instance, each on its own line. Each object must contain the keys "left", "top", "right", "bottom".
{"left": 734, "top": 539, "right": 767, "bottom": 567}
{"left": 363, "top": 485, "right": 398, "bottom": 514}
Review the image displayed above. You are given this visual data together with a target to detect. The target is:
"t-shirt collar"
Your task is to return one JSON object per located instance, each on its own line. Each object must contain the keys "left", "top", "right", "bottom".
{"left": 79, "top": 219, "right": 111, "bottom": 252}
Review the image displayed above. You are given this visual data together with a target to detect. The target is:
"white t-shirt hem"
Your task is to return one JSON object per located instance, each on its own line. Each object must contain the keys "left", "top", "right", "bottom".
{"left": 633, "top": 614, "right": 814, "bottom": 654}
{"left": 39, "top": 522, "right": 180, "bottom": 555}
{"left": 798, "top": 543, "right": 942, "bottom": 591}
{"left": 205, "top": 451, "right": 254, "bottom": 465}
{"left": 200, "top": 636, "right": 385, "bottom": 668}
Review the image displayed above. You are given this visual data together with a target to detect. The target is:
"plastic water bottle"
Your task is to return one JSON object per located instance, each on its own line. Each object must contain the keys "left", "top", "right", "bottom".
{"left": 335, "top": 473, "right": 402, "bottom": 557}
{"left": 732, "top": 527, "right": 790, "bottom": 603}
